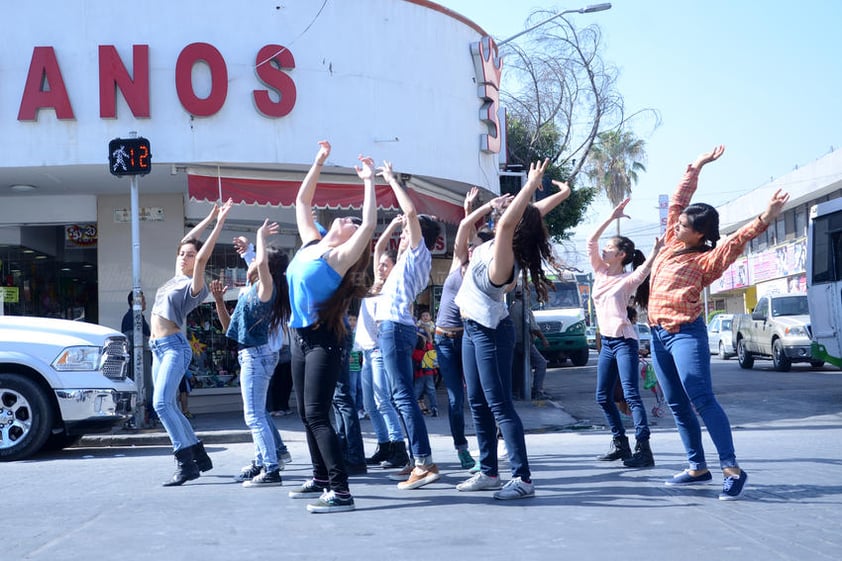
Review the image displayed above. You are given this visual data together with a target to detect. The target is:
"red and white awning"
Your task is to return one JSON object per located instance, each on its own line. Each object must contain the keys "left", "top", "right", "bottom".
{"left": 187, "top": 172, "right": 465, "bottom": 224}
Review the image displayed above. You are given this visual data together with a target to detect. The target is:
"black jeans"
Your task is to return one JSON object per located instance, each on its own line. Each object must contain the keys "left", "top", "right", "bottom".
{"left": 267, "top": 358, "right": 292, "bottom": 413}
{"left": 291, "top": 326, "right": 348, "bottom": 492}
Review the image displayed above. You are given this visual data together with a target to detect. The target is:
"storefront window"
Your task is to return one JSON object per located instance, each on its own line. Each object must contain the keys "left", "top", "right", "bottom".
{"left": 0, "top": 225, "right": 98, "bottom": 321}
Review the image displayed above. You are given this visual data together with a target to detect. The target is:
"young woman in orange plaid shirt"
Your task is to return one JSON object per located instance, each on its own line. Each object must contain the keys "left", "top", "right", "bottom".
{"left": 643, "top": 145, "right": 789, "bottom": 500}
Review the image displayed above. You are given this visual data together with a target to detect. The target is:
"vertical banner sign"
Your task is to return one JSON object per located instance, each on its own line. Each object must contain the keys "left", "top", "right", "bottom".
{"left": 658, "top": 194, "right": 669, "bottom": 235}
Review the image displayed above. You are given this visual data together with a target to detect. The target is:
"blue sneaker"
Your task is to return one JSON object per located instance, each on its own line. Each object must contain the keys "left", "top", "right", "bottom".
{"left": 719, "top": 470, "right": 748, "bottom": 501}
{"left": 664, "top": 470, "right": 713, "bottom": 486}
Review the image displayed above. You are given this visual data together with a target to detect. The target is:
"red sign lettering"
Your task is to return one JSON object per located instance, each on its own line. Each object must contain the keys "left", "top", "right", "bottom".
{"left": 253, "top": 45, "right": 297, "bottom": 118}
{"left": 175, "top": 42, "right": 229, "bottom": 117}
{"left": 470, "top": 36, "right": 502, "bottom": 154}
{"left": 17, "top": 47, "right": 75, "bottom": 121}
{"left": 99, "top": 45, "right": 150, "bottom": 118}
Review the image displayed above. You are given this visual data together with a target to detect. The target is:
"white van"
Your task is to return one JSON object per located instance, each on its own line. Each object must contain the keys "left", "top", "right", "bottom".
{"left": 807, "top": 198, "right": 842, "bottom": 368}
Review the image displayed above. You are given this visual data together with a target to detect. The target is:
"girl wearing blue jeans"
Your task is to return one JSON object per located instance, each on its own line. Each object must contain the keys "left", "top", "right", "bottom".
{"left": 588, "top": 199, "right": 662, "bottom": 468}
{"left": 645, "top": 145, "right": 789, "bottom": 500}
{"left": 454, "top": 159, "right": 570, "bottom": 500}
{"left": 150, "top": 199, "right": 233, "bottom": 486}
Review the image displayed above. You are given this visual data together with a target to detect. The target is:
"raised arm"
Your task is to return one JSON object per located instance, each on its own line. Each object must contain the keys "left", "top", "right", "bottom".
{"left": 210, "top": 279, "right": 231, "bottom": 332}
{"left": 255, "top": 219, "right": 280, "bottom": 302}
{"left": 488, "top": 159, "right": 550, "bottom": 286}
{"left": 192, "top": 198, "right": 233, "bottom": 296}
{"left": 374, "top": 214, "right": 403, "bottom": 276}
{"left": 181, "top": 203, "right": 219, "bottom": 245}
{"left": 295, "top": 140, "right": 331, "bottom": 245}
{"left": 379, "top": 161, "right": 421, "bottom": 249}
{"left": 533, "top": 179, "right": 571, "bottom": 217}
{"left": 588, "top": 198, "right": 631, "bottom": 270}
{"left": 325, "top": 155, "right": 378, "bottom": 276}
{"left": 452, "top": 193, "right": 512, "bottom": 270}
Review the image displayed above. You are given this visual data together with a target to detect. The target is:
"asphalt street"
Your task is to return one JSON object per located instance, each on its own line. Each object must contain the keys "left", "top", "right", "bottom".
{"left": 8, "top": 354, "right": 842, "bottom": 561}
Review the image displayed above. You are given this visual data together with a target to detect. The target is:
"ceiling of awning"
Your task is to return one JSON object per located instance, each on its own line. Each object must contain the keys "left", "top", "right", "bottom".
{"left": 187, "top": 172, "right": 467, "bottom": 225}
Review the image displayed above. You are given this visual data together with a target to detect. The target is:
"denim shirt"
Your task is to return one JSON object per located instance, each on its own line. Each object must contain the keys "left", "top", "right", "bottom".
{"left": 226, "top": 282, "right": 275, "bottom": 348}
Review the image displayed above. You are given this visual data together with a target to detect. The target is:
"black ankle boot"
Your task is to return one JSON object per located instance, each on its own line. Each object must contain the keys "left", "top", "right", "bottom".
{"left": 623, "top": 439, "right": 654, "bottom": 468}
{"left": 366, "top": 442, "right": 391, "bottom": 465}
{"left": 380, "top": 440, "right": 409, "bottom": 469}
{"left": 192, "top": 440, "right": 213, "bottom": 472}
{"left": 597, "top": 435, "right": 632, "bottom": 461}
{"left": 163, "top": 446, "right": 201, "bottom": 486}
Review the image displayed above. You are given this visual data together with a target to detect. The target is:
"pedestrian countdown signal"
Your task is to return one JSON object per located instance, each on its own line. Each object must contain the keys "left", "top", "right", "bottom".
{"left": 109, "top": 137, "right": 152, "bottom": 176}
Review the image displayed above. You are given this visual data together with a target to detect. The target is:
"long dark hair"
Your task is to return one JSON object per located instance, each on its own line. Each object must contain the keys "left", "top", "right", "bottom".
{"left": 613, "top": 235, "right": 650, "bottom": 309}
{"left": 267, "top": 247, "right": 291, "bottom": 334}
{"left": 512, "top": 204, "right": 558, "bottom": 302}
{"left": 318, "top": 244, "right": 372, "bottom": 338}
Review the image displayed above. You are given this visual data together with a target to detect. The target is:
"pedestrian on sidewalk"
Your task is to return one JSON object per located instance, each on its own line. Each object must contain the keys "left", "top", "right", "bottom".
{"left": 644, "top": 145, "right": 789, "bottom": 500}
{"left": 209, "top": 219, "right": 291, "bottom": 488}
{"left": 374, "top": 161, "right": 442, "bottom": 491}
{"left": 285, "top": 140, "right": 376, "bottom": 513}
{"left": 454, "top": 159, "right": 570, "bottom": 500}
{"left": 587, "top": 199, "right": 662, "bottom": 468}
{"left": 150, "top": 199, "right": 232, "bottom": 486}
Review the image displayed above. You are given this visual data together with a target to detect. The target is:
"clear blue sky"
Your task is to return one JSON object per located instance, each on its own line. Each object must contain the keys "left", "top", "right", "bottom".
{"left": 446, "top": 0, "right": 842, "bottom": 268}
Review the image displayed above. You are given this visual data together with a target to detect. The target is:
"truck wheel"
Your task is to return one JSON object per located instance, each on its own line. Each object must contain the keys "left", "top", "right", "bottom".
{"left": 737, "top": 339, "right": 754, "bottom": 369}
{"left": 810, "top": 360, "right": 825, "bottom": 368}
{"left": 0, "top": 374, "right": 54, "bottom": 462}
{"left": 771, "top": 339, "right": 792, "bottom": 372}
{"left": 718, "top": 342, "right": 729, "bottom": 360}
{"left": 571, "top": 347, "right": 589, "bottom": 367}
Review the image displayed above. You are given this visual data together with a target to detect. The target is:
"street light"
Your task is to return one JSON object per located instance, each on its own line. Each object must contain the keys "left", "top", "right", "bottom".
{"left": 497, "top": 3, "right": 612, "bottom": 47}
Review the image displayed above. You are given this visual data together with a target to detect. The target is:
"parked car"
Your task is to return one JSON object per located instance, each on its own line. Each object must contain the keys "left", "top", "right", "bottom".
{"left": 707, "top": 313, "right": 736, "bottom": 359}
{"left": 0, "top": 316, "right": 136, "bottom": 461}
{"left": 637, "top": 323, "right": 652, "bottom": 355}
{"left": 586, "top": 327, "right": 597, "bottom": 349}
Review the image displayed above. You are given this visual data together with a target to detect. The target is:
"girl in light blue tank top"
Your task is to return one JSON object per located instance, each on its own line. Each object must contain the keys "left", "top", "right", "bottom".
{"left": 286, "top": 141, "right": 377, "bottom": 513}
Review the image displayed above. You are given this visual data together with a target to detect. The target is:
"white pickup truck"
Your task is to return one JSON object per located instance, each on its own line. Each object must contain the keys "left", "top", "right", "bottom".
{"left": 1, "top": 316, "right": 136, "bottom": 461}
{"left": 733, "top": 293, "right": 822, "bottom": 371}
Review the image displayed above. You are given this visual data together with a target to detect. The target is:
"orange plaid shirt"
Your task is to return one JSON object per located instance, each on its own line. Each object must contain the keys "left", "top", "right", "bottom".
{"left": 648, "top": 164, "right": 768, "bottom": 333}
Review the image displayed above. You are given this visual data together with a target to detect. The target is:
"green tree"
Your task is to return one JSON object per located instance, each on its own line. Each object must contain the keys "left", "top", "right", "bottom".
{"left": 585, "top": 129, "right": 647, "bottom": 234}
{"left": 504, "top": 116, "right": 595, "bottom": 243}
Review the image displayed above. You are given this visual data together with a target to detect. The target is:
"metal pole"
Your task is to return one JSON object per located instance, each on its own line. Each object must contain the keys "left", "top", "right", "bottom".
{"left": 497, "top": 3, "right": 612, "bottom": 47}
{"left": 129, "top": 132, "right": 146, "bottom": 427}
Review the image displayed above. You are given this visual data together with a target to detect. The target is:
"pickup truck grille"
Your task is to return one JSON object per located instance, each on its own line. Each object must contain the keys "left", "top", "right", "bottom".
{"left": 102, "top": 337, "right": 130, "bottom": 380}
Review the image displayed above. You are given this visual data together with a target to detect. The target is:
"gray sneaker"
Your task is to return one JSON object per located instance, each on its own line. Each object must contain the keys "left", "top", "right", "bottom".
{"left": 306, "top": 490, "right": 355, "bottom": 513}
{"left": 456, "top": 472, "right": 503, "bottom": 492}
{"left": 278, "top": 450, "right": 292, "bottom": 464}
{"left": 234, "top": 461, "right": 263, "bottom": 483}
{"left": 493, "top": 477, "right": 535, "bottom": 500}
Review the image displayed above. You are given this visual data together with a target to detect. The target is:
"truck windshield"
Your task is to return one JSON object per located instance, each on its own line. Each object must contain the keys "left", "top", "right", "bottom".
{"left": 771, "top": 296, "right": 810, "bottom": 317}
{"left": 529, "top": 282, "right": 581, "bottom": 310}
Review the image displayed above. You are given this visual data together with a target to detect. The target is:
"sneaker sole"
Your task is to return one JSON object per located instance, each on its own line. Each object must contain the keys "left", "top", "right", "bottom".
{"left": 242, "top": 480, "right": 282, "bottom": 488}
{"left": 456, "top": 481, "right": 502, "bottom": 492}
{"left": 664, "top": 475, "right": 713, "bottom": 486}
{"left": 288, "top": 491, "right": 326, "bottom": 499}
{"left": 306, "top": 503, "right": 355, "bottom": 513}
{"left": 397, "top": 472, "right": 441, "bottom": 490}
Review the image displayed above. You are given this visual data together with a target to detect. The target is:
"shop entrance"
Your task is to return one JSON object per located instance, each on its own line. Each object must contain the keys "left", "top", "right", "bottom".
{"left": 0, "top": 225, "right": 98, "bottom": 321}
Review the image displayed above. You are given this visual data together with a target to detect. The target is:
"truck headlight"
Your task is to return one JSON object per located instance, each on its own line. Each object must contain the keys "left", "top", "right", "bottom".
{"left": 785, "top": 326, "right": 808, "bottom": 337}
{"left": 52, "top": 346, "right": 101, "bottom": 371}
{"left": 566, "top": 321, "right": 586, "bottom": 335}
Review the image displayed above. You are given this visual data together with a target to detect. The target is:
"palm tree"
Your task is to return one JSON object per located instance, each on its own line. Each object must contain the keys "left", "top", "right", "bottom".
{"left": 586, "top": 130, "right": 647, "bottom": 233}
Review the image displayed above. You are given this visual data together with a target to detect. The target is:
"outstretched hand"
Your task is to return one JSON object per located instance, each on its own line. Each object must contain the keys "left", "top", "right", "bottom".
{"left": 762, "top": 188, "right": 790, "bottom": 224}
{"left": 209, "top": 279, "right": 229, "bottom": 299}
{"left": 694, "top": 145, "right": 725, "bottom": 168}
{"left": 257, "top": 218, "right": 280, "bottom": 238}
{"left": 233, "top": 236, "right": 250, "bottom": 256}
{"left": 377, "top": 160, "right": 396, "bottom": 183}
{"left": 464, "top": 187, "right": 480, "bottom": 212}
{"left": 527, "top": 158, "right": 551, "bottom": 183}
{"left": 217, "top": 198, "right": 234, "bottom": 221}
{"left": 491, "top": 193, "right": 514, "bottom": 212}
{"left": 610, "top": 198, "right": 631, "bottom": 221}
{"left": 355, "top": 155, "right": 376, "bottom": 180}
{"left": 315, "top": 140, "right": 331, "bottom": 165}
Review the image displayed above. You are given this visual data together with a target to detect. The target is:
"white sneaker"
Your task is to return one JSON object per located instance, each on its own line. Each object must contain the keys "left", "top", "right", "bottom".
{"left": 456, "top": 472, "right": 503, "bottom": 492}
{"left": 493, "top": 477, "right": 535, "bottom": 500}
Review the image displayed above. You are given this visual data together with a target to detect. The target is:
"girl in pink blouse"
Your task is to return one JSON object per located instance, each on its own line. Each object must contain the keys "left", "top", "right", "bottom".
{"left": 588, "top": 199, "right": 662, "bottom": 468}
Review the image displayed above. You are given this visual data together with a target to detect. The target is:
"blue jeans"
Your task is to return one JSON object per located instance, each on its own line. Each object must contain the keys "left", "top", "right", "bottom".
{"left": 378, "top": 320, "right": 432, "bottom": 462}
{"left": 239, "top": 345, "right": 281, "bottom": 470}
{"left": 651, "top": 316, "right": 738, "bottom": 470}
{"left": 360, "top": 348, "right": 403, "bottom": 443}
{"left": 462, "top": 317, "right": 530, "bottom": 480}
{"left": 435, "top": 332, "right": 468, "bottom": 449}
{"left": 291, "top": 325, "right": 348, "bottom": 492}
{"left": 333, "top": 342, "right": 366, "bottom": 466}
{"left": 414, "top": 375, "right": 439, "bottom": 411}
{"left": 596, "top": 336, "right": 650, "bottom": 441}
{"left": 150, "top": 332, "right": 197, "bottom": 452}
